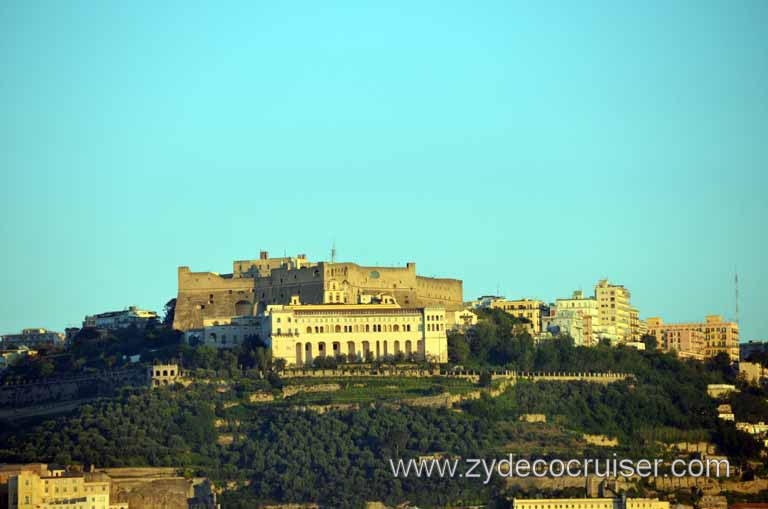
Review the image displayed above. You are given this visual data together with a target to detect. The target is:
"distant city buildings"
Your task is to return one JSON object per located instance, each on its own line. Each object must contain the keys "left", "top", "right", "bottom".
{"left": 0, "top": 346, "right": 38, "bottom": 372}
{"left": 646, "top": 315, "right": 739, "bottom": 362}
{"left": 83, "top": 306, "right": 158, "bottom": 330}
{"left": 1, "top": 328, "right": 65, "bottom": 349}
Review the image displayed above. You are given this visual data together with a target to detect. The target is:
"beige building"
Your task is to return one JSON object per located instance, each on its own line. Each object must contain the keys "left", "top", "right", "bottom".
{"left": 595, "top": 280, "right": 633, "bottom": 342}
{"left": 173, "top": 252, "right": 464, "bottom": 331}
{"left": 646, "top": 315, "right": 739, "bottom": 361}
{"left": 645, "top": 317, "right": 706, "bottom": 360}
{"left": 262, "top": 301, "right": 449, "bottom": 365}
{"left": 513, "top": 498, "right": 668, "bottom": 509}
{"left": 452, "top": 309, "right": 478, "bottom": 331}
{"left": 1, "top": 329, "right": 65, "bottom": 349}
{"left": 8, "top": 467, "right": 114, "bottom": 509}
{"left": 148, "top": 363, "right": 182, "bottom": 388}
{"left": 488, "top": 298, "right": 546, "bottom": 334}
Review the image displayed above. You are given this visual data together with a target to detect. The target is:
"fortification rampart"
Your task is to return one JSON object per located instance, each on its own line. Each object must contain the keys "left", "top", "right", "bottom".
{"left": 0, "top": 368, "right": 146, "bottom": 409}
{"left": 173, "top": 256, "right": 464, "bottom": 331}
{"left": 278, "top": 367, "right": 632, "bottom": 384}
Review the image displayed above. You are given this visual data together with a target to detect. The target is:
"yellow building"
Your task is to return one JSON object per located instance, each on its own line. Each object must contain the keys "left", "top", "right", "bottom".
{"left": 513, "top": 498, "right": 668, "bottom": 509}
{"left": 263, "top": 301, "right": 449, "bottom": 365}
{"left": 488, "top": 298, "right": 546, "bottom": 334}
{"left": 646, "top": 315, "right": 739, "bottom": 361}
{"left": 148, "top": 363, "right": 182, "bottom": 388}
{"left": 595, "top": 280, "right": 633, "bottom": 342}
{"left": 9, "top": 468, "right": 113, "bottom": 509}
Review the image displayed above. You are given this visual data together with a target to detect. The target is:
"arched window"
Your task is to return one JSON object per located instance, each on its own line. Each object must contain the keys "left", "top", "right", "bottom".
{"left": 335, "top": 325, "right": 341, "bottom": 333}
{"left": 307, "top": 326, "right": 312, "bottom": 334}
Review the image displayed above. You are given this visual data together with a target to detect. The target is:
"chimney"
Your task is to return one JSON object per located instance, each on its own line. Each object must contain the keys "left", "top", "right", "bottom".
{"left": 260, "top": 251, "right": 268, "bottom": 260}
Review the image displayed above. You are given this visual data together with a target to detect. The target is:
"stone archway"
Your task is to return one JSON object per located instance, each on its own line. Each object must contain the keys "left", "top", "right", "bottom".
{"left": 347, "top": 341, "right": 356, "bottom": 359}
{"left": 295, "top": 343, "right": 303, "bottom": 367}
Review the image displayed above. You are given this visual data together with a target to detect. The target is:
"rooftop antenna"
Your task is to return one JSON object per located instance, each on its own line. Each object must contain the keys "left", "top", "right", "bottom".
{"left": 331, "top": 241, "right": 336, "bottom": 264}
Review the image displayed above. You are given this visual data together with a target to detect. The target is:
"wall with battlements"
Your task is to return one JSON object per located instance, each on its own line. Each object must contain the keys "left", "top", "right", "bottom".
{"left": 173, "top": 254, "right": 463, "bottom": 331}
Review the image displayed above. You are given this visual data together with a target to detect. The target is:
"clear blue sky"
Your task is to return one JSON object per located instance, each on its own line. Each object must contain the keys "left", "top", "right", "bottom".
{"left": 1, "top": 1, "right": 766, "bottom": 340}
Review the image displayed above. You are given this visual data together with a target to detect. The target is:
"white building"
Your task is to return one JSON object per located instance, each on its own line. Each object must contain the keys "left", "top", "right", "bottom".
{"left": 83, "top": 306, "right": 158, "bottom": 329}
{"left": 542, "top": 308, "right": 586, "bottom": 346}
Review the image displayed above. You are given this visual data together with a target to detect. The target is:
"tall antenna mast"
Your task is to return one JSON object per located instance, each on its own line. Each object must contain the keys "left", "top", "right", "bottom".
{"left": 735, "top": 268, "right": 740, "bottom": 323}
{"left": 331, "top": 241, "right": 336, "bottom": 264}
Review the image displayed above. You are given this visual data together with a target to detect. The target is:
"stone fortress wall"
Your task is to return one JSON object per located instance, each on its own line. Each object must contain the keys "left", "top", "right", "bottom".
{"left": 173, "top": 252, "right": 463, "bottom": 331}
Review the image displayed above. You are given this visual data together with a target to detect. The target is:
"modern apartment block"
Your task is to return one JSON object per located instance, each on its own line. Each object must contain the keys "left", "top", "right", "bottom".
{"left": 595, "top": 280, "right": 633, "bottom": 342}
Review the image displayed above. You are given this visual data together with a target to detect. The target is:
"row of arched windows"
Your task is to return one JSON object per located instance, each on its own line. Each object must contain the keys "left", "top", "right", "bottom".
{"left": 304, "top": 323, "right": 413, "bottom": 334}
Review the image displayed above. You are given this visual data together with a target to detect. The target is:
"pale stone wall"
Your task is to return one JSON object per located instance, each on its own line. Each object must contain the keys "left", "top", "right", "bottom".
{"left": 173, "top": 257, "right": 463, "bottom": 331}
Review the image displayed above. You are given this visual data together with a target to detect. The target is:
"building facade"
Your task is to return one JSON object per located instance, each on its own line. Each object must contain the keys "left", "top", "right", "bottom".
{"left": 739, "top": 361, "right": 767, "bottom": 385}
{"left": 8, "top": 467, "right": 113, "bottom": 509}
{"left": 554, "top": 291, "right": 602, "bottom": 346}
{"left": 1, "top": 329, "right": 65, "bottom": 349}
{"left": 452, "top": 309, "right": 478, "bottom": 331}
{"left": 488, "top": 298, "right": 546, "bottom": 334}
{"left": 541, "top": 308, "right": 586, "bottom": 345}
{"left": 183, "top": 316, "right": 259, "bottom": 349}
{"left": 148, "top": 363, "right": 182, "bottom": 387}
{"left": 595, "top": 280, "right": 633, "bottom": 342}
{"left": 646, "top": 315, "right": 739, "bottom": 361}
{"left": 173, "top": 252, "right": 464, "bottom": 331}
{"left": 262, "top": 302, "right": 448, "bottom": 365}
{"left": 83, "top": 306, "right": 158, "bottom": 330}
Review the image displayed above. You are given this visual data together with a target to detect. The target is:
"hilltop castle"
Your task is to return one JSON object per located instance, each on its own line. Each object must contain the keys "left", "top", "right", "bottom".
{"left": 173, "top": 251, "right": 464, "bottom": 332}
